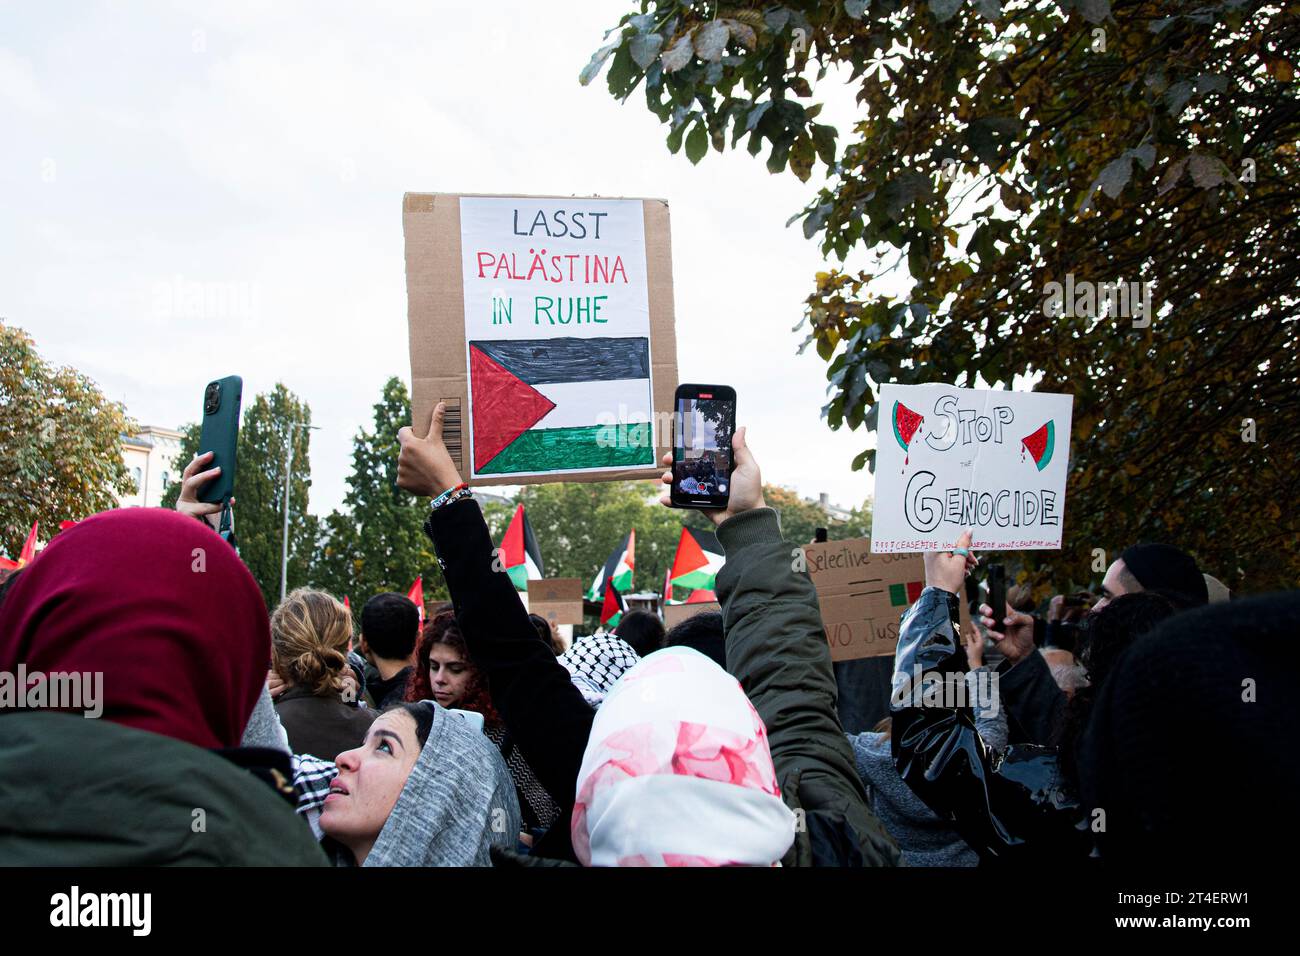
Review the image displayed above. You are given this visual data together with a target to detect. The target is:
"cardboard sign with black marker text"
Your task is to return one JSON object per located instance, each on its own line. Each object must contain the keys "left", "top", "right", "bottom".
{"left": 802, "top": 538, "right": 972, "bottom": 661}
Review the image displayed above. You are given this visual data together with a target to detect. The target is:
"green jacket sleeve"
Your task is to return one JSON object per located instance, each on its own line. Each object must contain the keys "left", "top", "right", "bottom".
{"left": 714, "top": 508, "right": 900, "bottom": 867}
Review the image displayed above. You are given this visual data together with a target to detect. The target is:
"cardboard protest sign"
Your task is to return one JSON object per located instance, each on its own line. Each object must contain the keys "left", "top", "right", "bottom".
{"left": 403, "top": 193, "right": 679, "bottom": 485}
{"left": 803, "top": 538, "right": 971, "bottom": 661}
{"left": 663, "top": 601, "right": 721, "bottom": 628}
{"left": 871, "top": 384, "right": 1074, "bottom": 553}
{"left": 527, "top": 578, "right": 584, "bottom": 626}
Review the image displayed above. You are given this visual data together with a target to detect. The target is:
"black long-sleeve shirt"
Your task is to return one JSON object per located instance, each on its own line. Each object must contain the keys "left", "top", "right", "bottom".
{"left": 424, "top": 499, "right": 592, "bottom": 862}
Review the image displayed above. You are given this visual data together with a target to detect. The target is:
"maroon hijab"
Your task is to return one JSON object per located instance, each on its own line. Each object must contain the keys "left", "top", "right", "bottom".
{"left": 0, "top": 508, "right": 269, "bottom": 749}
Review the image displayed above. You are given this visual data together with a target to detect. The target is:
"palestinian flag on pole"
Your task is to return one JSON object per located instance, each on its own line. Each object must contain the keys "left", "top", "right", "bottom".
{"left": 669, "top": 526, "right": 724, "bottom": 591}
{"left": 407, "top": 576, "right": 424, "bottom": 625}
{"left": 663, "top": 563, "right": 677, "bottom": 606}
{"left": 467, "top": 337, "right": 655, "bottom": 476}
{"left": 587, "top": 530, "right": 634, "bottom": 602}
{"left": 501, "top": 503, "right": 544, "bottom": 591}
{"left": 599, "top": 579, "right": 627, "bottom": 629}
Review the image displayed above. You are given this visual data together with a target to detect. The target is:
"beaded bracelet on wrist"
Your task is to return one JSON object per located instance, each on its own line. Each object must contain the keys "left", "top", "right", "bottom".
{"left": 430, "top": 484, "right": 472, "bottom": 511}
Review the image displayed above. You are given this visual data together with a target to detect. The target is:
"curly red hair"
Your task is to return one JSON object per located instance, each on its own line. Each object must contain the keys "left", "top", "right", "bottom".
{"left": 405, "top": 609, "right": 501, "bottom": 727}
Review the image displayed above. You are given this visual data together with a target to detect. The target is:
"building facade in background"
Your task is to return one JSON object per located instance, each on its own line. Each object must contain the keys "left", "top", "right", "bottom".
{"left": 119, "top": 426, "right": 184, "bottom": 508}
{"left": 811, "top": 491, "right": 854, "bottom": 523}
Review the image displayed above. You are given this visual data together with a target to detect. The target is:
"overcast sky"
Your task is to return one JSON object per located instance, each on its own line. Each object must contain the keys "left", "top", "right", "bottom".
{"left": 1, "top": 0, "right": 899, "bottom": 516}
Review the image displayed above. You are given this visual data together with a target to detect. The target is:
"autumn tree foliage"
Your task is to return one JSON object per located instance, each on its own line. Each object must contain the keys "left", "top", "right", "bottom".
{"left": 0, "top": 321, "right": 136, "bottom": 554}
{"left": 585, "top": 0, "right": 1298, "bottom": 590}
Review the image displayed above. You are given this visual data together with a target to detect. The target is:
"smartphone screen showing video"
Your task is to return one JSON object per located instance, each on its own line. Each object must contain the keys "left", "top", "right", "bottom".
{"left": 670, "top": 384, "right": 735, "bottom": 510}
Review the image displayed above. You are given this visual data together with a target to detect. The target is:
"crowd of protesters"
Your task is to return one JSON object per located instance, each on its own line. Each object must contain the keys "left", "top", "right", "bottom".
{"left": 0, "top": 403, "right": 1295, "bottom": 867}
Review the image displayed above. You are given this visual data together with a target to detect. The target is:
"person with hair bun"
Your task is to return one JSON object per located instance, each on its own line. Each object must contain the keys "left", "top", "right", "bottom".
{"left": 272, "top": 587, "right": 377, "bottom": 760}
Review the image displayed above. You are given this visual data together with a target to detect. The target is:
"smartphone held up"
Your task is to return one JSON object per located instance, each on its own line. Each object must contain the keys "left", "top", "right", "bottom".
{"left": 669, "top": 384, "right": 735, "bottom": 511}
{"left": 193, "top": 376, "right": 242, "bottom": 547}
{"left": 986, "top": 562, "right": 1006, "bottom": 627}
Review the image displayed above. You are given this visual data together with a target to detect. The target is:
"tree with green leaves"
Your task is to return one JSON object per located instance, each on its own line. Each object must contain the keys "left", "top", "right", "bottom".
{"left": 163, "top": 383, "right": 316, "bottom": 609}
{"left": 585, "top": 0, "right": 1299, "bottom": 591}
{"left": 312, "top": 377, "right": 447, "bottom": 608}
{"left": 0, "top": 321, "right": 136, "bottom": 555}
{"left": 764, "top": 485, "right": 873, "bottom": 545}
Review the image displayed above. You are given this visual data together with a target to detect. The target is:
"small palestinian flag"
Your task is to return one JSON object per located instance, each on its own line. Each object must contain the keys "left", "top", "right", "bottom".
{"left": 407, "top": 576, "right": 425, "bottom": 625}
{"left": 588, "top": 530, "right": 635, "bottom": 602}
{"left": 599, "top": 579, "right": 627, "bottom": 629}
{"left": 663, "top": 564, "right": 676, "bottom": 606}
{"left": 669, "top": 526, "right": 724, "bottom": 592}
{"left": 0, "top": 521, "right": 38, "bottom": 571}
{"left": 467, "top": 337, "right": 655, "bottom": 476}
{"left": 500, "top": 504, "right": 544, "bottom": 591}
{"left": 685, "top": 588, "right": 717, "bottom": 604}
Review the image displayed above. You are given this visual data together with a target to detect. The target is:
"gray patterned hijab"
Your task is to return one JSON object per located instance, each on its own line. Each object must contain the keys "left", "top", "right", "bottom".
{"left": 361, "top": 702, "right": 521, "bottom": 867}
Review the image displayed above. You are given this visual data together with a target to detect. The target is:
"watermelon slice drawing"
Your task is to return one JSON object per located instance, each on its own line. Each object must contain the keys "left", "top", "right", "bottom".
{"left": 892, "top": 400, "right": 924, "bottom": 466}
{"left": 1021, "top": 420, "right": 1056, "bottom": 471}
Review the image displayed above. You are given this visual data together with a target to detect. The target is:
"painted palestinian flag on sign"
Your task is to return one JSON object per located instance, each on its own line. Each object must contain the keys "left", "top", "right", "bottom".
{"left": 588, "top": 530, "right": 635, "bottom": 602}
{"left": 501, "top": 503, "right": 544, "bottom": 591}
{"left": 669, "top": 526, "right": 724, "bottom": 592}
{"left": 888, "top": 581, "right": 925, "bottom": 607}
{"left": 599, "top": 579, "right": 627, "bottom": 628}
{"left": 467, "top": 337, "right": 655, "bottom": 476}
